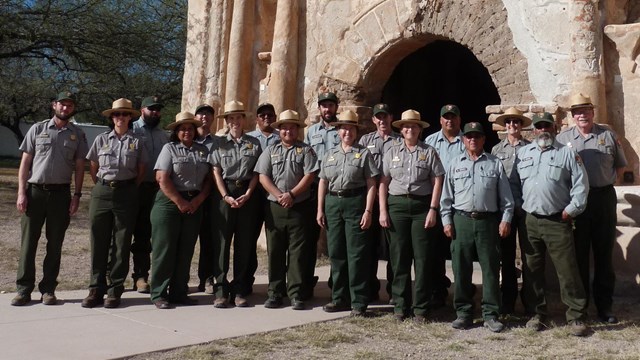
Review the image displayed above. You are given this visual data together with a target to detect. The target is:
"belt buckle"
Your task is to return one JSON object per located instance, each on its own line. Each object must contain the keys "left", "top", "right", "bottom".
{"left": 41, "top": 184, "right": 50, "bottom": 191}
{"left": 235, "top": 180, "right": 243, "bottom": 188}
{"left": 109, "top": 181, "right": 117, "bottom": 188}
{"left": 470, "top": 212, "right": 480, "bottom": 219}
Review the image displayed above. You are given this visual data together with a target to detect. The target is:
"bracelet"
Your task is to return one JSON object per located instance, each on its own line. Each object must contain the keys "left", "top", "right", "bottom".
{"left": 365, "top": 209, "right": 372, "bottom": 214}
{"left": 73, "top": 192, "right": 82, "bottom": 198}
{"left": 223, "top": 194, "right": 230, "bottom": 199}
{"left": 429, "top": 206, "right": 438, "bottom": 211}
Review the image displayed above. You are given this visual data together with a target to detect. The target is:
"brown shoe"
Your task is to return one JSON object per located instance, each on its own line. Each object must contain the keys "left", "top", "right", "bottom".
{"left": 213, "top": 296, "right": 228, "bottom": 308}
{"left": 154, "top": 299, "right": 172, "bottom": 309}
{"left": 135, "top": 278, "right": 150, "bottom": 294}
{"left": 11, "top": 293, "right": 31, "bottom": 306}
{"left": 81, "top": 289, "right": 104, "bottom": 308}
{"left": 234, "top": 295, "right": 249, "bottom": 308}
{"left": 104, "top": 297, "right": 121, "bottom": 309}
{"left": 41, "top": 293, "right": 57, "bottom": 305}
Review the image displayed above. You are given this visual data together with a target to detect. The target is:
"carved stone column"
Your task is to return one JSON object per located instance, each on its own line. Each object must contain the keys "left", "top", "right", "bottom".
{"left": 268, "top": 0, "right": 299, "bottom": 113}
{"left": 224, "top": 0, "right": 255, "bottom": 104}
{"left": 568, "top": 0, "right": 607, "bottom": 122}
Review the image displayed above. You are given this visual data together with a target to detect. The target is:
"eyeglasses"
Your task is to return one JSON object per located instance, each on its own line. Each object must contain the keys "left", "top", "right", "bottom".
{"left": 178, "top": 127, "right": 194, "bottom": 132}
{"left": 534, "top": 122, "right": 553, "bottom": 129}
{"left": 147, "top": 106, "right": 162, "bottom": 112}
{"left": 258, "top": 113, "right": 275, "bottom": 118}
{"left": 504, "top": 119, "right": 521, "bottom": 125}
{"left": 112, "top": 112, "right": 130, "bottom": 117}
{"left": 464, "top": 134, "right": 483, "bottom": 139}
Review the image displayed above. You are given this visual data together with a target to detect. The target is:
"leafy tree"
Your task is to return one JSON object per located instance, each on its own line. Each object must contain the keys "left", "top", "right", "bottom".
{"left": 0, "top": 0, "right": 187, "bottom": 145}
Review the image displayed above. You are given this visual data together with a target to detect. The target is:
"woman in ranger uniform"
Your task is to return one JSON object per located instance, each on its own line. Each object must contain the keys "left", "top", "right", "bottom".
{"left": 316, "top": 110, "right": 378, "bottom": 317}
{"left": 82, "top": 98, "right": 146, "bottom": 309}
{"left": 379, "top": 109, "right": 445, "bottom": 322}
{"left": 209, "top": 101, "right": 262, "bottom": 308}
{"left": 149, "top": 111, "right": 212, "bottom": 309}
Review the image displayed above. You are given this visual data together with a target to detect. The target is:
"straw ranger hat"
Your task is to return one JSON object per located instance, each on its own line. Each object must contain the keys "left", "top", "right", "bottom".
{"left": 217, "top": 100, "right": 250, "bottom": 119}
{"left": 166, "top": 111, "right": 202, "bottom": 130}
{"left": 392, "top": 109, "right": 429, "bottom": 129}
{"left": 271, "top": 109, "right": 307, "bottom": 129}
{"left": 569, "top": 93, "right": 595, "bottom": 110}
{"left": 101, "top": 98, "right": 141, "bottom": 118}
{"left": 329, "top": 110, "right": 363, "bottom": 128}
{"left": 494, "top": 107, "right": 532, "bottom": 127}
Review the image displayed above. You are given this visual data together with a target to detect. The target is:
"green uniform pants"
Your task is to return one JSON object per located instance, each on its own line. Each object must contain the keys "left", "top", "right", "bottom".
{"left": 451, "top": 213, "right": 501, "bottom": 320}
{"left": 88, "top": 182, "right": 138, "bottom": 298}
{"left": 325, "top": 193, "right": 370, "bottom": 311}
{"left": 17, "top": 184, "right": 71, "bottom": 295}
{"left": 197, "top": 194, "right": 215, "bottom": 286}
{"left": 214, "top": 183, "right": 260, "bottom": 298}
{"left": 264, "top": 199, "right": 313, "bottom": 299}
{"left": 131, "top": 182, "right": 159, "bottom": 281}
{"left": 387, "top": 195, "right": 436, "bottom": 316}
{"left": 574, "top": 185, "right": 616, "bottom": 314}
{"left": 500, "top": 210, "right": 528, "bottom": 314}
{"left": 149, "top": 191, "right": 202, "bottom": 302}
{"left": 522, "top": 213, "right": 587, "bottom": 321}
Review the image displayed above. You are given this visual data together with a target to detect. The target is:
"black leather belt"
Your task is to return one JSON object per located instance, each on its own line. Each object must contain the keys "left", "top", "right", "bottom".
{"left": 590, "top": 184, "right": 614, "bottom": 193}
{"left": 328, "top": 187, "right": 365, "bottom": 198}
{"left": 98, "top": 178, "right": 136, "bottom": 188}
{"left": 455, "top": 210, "right": 496, "bottom": 219}
{"left": 530, "top": 212, "right": 562, "bottom": 221}
{"left": 180, "top": 190, "right": 201, "bottom": 198}
{"left": 30, "top": 183, "right": 70, "bottom": 191}
{"left": 392, "top": 194, "right": 430, "bottom": 201}
{"left": 225, "top": 179, "right": 248, "bottom": 188}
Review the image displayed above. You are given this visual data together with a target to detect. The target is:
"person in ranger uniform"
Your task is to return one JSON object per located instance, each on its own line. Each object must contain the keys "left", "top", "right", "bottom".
{"left": 424, "top": 104, "right": 466, "bottom": 308}
{"left": 491, "top": 107, "right": 531, "bottom": 315}
{"left": 210, "top": 101, "right": 262, "bottom": 308}
{"left": 12, "top": 91, "right": 89, "bottom": 306}
{"left": 440, "top": 122, "right": 513, "bottom": 333}
{"left": 379, "top": 110, "right": 444, "bottom": 322}
{"left": 82, "top": 98, "right": 147, "bottom": 309}
{"left": 255, "top": 110, "right": 318, "bottom": 310}
{"left": 149, "top": 112, "right": 212, "bottom": 309}
{"left": 358, "top": 103, "right": 401, "bottom": 303}
{"left": 131, "top": 96, "right": 169, "bottom": 293}
{"left": 556, "top": 93, "right": 627, "bottom": 324}
{"left": 317, "top": 110, "right": 378, "bottom": 317}
{"left": 518, "top": 112, "right": 590, "bottom": 336}
{"left": 194, "top": 103, "right": 220, "bottom": 294}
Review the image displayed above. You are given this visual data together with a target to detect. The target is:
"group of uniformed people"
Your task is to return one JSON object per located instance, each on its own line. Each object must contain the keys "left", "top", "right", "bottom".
{"left": 12, "top": 90, "right": 626, "bottom": 337}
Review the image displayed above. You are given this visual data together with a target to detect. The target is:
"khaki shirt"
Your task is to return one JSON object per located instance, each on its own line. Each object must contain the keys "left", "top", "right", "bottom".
{"left": 382, "top": 141, "right": 445, "bottom": 196}
{"left": 424, "top": 130, "right": 465, "bottom": 172}
{"left": 491, "top": 137, "right": 530, "bottom": 207}
{"left": 304, "top": 121, "right": 339, "bottom": 165}
{"left": 556, "top": 124, "right": 627, "bottom": 187}
{"left": 154, "top": 142, "right": 210, "bottom": 192}
{"left": 358, "top": 130, "right": 402, "bottom": 172}
{"left": 132, "top": 117, "right": 168, "bottom": 182}
{"left": 319, "top": 144, "right": 378, "bottom": 191}
{"left": 254, "top": 141, "right": 319, "bottom": 203}
{"left": 516, "top": 141, "right": 589, "bottom": 217}
{"left": 20, "top": 118, "right": 89, "bottom": 184}
{"left": 209, "top": 133, "right": 262, "bottom": 181}
{"left": 440, "top": 151, "right": 514, "bottom": 226}
{"left": 86, "top": 130, "right": 147, "bottom": 181}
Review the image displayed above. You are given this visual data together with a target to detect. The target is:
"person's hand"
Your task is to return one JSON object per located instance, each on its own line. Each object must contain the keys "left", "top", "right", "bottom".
{"left": 16, "top": 193, "right": 28, "bottom": 213}
{"left": 224, "top": 195, "right": 240, "bottom": 208}
{"left": 317, "top": 211, "right": 326, "bottom": 228}
{"left": 69, "top": 195, "right": 80, "bottom": 215}
{"left": 498, "top": 221, "right": 511, "bottom": 238}
{"left": 561, "top": 210, "right": 573, "bottom": 223}
{"left": 234, "top": 194, "right": 250, "bottom": 208}
{"left": 424, "top": 209, "right": 437, "bottom": 229}
{"left": 443, "top": 224, "right": 455, "bottom": 239}
{"left": 176, "top": 198, "right": 192, "bottom": 214}
{"left": 277, "top": 192, "right": 294, "bottom": 208}
{"left": 360, "top": 211, "right": 372, "bottom": 230}
{"left": 379, "top": 211, "right": 390, "bottom": 228}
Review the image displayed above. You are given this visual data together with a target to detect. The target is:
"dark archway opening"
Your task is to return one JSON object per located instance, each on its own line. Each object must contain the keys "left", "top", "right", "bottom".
{"left": 381, "top": 40, "right": 501, "bottom": 149}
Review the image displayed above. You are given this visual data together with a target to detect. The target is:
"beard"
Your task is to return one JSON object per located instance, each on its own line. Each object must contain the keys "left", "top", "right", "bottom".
{"left": 536, "top": 132, "right": 554, "bottom": 149}
{"left": 55, "top": 110, "right": 76, "bottom": 121}
{"left": 143, "top": 114, "right": 161, "bottom": 127}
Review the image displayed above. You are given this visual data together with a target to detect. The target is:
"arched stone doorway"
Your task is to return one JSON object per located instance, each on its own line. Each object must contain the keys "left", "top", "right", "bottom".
{"left": 380, "top": 40, "right": 501, "bottom": 148}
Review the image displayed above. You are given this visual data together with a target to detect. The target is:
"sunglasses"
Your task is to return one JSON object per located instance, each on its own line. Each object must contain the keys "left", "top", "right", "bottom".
{"left": 258, "top": 113, "right": 276, "bottom": 118}
{"left": 504, "top": 119, "right": 521, "bottom": 125}
{"left": 147, "top": 106, "right": 162, "bottom": 112}
{"left": 534, "top": 122, "right": 553, "bottom": 129}
{"left": 464, "top": 133, "right": 483, "bottom": 139}
{"left": 112, "top": 112, "right": 130, "bottom": 117}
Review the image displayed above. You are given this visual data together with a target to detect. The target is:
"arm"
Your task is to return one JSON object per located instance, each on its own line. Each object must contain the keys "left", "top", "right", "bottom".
{"left": 425, "top": 175, "right": 443, "bottom": 229}
{"left": 497, "top": 162, "right": 513, "bottom": 238}
{"left": 259, "top": 173, "right": 283, "bottom": 199}
{"left": 378, "top": 175, "right": 391, "bottom": 228}
{"left": 440, "top": 171, "right": 455, "bottom": 239}
{"left": 156, "top": 170, "right": 191, "bottom": 213}
{"left": 279, "top": 172, "right": 316, "bottom": 208}
{"left": 16, "top": 152, "right": 33, "bottom": 213}
{"left": 89, "top": 161, "right": 99, "bottom": 184}
{"left": 70, "top": 158, "right": 85, "bottom": 216}
{"left": 213, "top": 165, "right": 237, "bottom": 207}
{"left": 360, "top": 177, "right": 377, "bottom": 230}
{"left": 316, "top": 178, "right": 328, "bottom": 228}
{"left": 564, "top": 151, "right": 589, "bottom": 219}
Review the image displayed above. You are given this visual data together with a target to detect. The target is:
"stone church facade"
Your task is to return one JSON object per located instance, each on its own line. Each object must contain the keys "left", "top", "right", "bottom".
{"left": 181, "top": 0, "right": 640, "bottom": 183}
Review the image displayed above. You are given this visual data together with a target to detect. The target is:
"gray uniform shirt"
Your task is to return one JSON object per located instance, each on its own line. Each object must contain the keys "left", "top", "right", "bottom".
{"left": 358, "top": 130, "right": 402, "bottom": 172}
{"left": 196, "top": 133, "right": 222, "bottom": 152}
{"left": 424, "top": 130, "right": 465, "bottom": 172}
{"left": 254, "top": 141, "right": 319, "bottom": 203}
{"left": 491, "top": 137, "right": 530, "bottom": 208}
{"left": 209, "top": 133, "right": 262, "bottom": 181}
{"left": 154, "top": 142, "right": 210, "bottom": 192}
{"left": 556, "top": 124, "right": 627, "bottom": 187}
{"left": 440, "top": 151, "right": 514, "bottom": 226}
{"left": 19, "top": 118, "right": 89, "bottom": 184}
{"left": 132, "top": 117, "right": 168, "bottom": 182}
{"left": 304, "top": 121, "right": 340, "bottom": 165}
{"left": 86, "top": 130, "right": 147, "bottom": 181}
{"left": 247, "top": 129, "right": 280, "bottom": 152}
{"left": 516, "top": 141, "right": 589, "bottom": 217}
{"left": 319, "top": 144, "right": 379, "bottom": 191}
{"left": 382, "top": 141, "right": 445, "bottom": 197}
